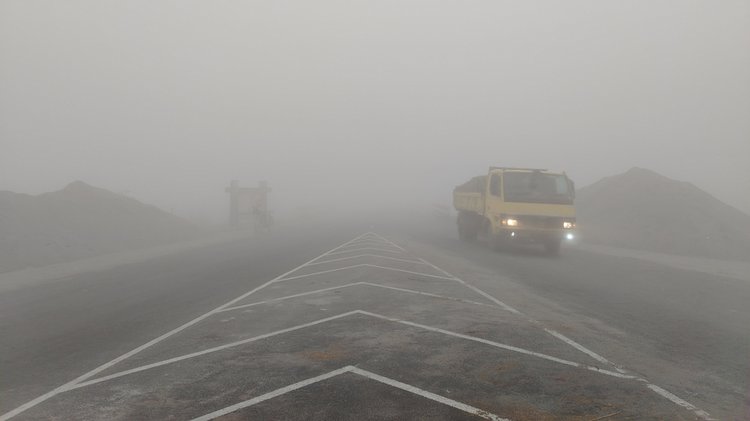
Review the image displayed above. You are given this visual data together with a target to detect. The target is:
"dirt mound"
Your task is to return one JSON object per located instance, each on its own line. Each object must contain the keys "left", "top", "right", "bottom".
{"left": 576, "top": 168, "right": 750, "bottom": 261}
{"left": 0, "top": 181, "right": 201, "bottom": 272}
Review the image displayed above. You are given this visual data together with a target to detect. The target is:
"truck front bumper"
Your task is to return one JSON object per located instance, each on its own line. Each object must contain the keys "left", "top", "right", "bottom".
{"left": 496, "top": 228, "right": 575, "bottom": 243}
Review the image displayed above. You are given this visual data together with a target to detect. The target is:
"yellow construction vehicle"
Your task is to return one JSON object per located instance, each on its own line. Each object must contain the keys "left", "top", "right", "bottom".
{"left": 453, "top": 167, "right": 576, "bottom": 254}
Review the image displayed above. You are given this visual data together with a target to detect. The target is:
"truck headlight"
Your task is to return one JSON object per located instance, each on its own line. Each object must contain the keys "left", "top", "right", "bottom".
{"left": 506, "top": 218, "right": 518, "bottom": 227}
{"left": 563, "top": 221, "right": 574, "bottom": 229}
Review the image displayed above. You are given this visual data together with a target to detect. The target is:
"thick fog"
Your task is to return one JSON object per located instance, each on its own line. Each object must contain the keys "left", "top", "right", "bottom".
{"left": 2, "top": 0, "right": 749, "bottom": 223}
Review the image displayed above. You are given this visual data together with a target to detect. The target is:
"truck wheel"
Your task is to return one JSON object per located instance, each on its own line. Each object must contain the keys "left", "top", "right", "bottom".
{"left": 488, "top": 223, "right": 507, "bottom": 252}
{"left": 458, "top": 223, "right": 470, "bottom": 241}
{"left": 457, "top": 213, "right": 478, "bottom": 242}
{"left": 544, "top": 239, "right": 561, "bottom": 256}
{"left": 458, "top": 223, "right": 477, "bottom": 241}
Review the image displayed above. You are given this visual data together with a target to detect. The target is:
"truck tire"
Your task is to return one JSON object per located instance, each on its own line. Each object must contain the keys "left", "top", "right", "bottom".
{"left": 457, "top": 212, "right": 478, "bottom": 242}
{"left": 458, "top": 223, "right": 469, "bottom": 241}
{"left": 544, "top": 239, "right": 561, "bottom": 256}
{"left": 485, "top": 220, "right": 506, "bottom": 252}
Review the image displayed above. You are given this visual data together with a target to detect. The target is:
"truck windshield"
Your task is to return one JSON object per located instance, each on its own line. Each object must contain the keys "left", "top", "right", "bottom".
{"left": 503, "top": 172, "right": 573, "bottom": 204}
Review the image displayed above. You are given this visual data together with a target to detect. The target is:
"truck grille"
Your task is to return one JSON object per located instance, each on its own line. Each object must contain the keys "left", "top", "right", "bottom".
{"left": 517, "top": 215, "right": 564, "bottom": 229}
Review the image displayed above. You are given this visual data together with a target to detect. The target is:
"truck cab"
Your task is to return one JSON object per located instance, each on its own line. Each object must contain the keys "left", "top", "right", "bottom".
{"left": 453, "top": 167, "right": 576, "bottom": 254}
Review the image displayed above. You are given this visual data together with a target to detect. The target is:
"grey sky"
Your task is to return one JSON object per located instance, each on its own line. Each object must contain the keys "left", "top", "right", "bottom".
{"left": 2, "top": 0, "right": 749, "bottom": 221}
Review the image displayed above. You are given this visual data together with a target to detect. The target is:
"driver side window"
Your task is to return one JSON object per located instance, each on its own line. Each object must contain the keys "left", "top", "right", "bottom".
{"left": 490, "top": 175, "right": 502, "bottom": 197}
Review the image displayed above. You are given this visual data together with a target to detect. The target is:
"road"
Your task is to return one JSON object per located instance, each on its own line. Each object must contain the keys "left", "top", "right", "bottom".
{"left": 1, "top": 216, "right": 747, "bottom": 420}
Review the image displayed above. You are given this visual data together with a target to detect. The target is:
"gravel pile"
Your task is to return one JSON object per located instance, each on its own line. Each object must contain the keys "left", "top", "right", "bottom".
{"left": 576, "top": 168, "right": 750, "bottom": 261}
{"left": 0, "top": 181, "right": 200, "bottom": 273}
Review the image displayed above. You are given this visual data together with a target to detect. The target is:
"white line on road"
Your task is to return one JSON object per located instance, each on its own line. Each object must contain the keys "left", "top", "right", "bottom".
{"left": 419, "top": 258, "right": 521, "bottom": 314}
{"left": 307, "top": 253, "right": 426, "bottom": 266}
{"left": 367, "top": 232, "right": 408, "bottom": 251}
{"left": 338, "top": 239, "right": 404, "bottom": 249}
{"left": 359, "top": 311, "right": 635, "bottom": 379}
{"left": 340, "top": 239, "right": 404, "bottom": 249}
{"left": 190, "top": 365, "right": 510, "bottom": 421}
{"left": 189, "top": 366, "right": 354, "bottom": 421}
{"left": 363, "top": 236, "right": 523, "bottom": 315}
{"left": 0, "top": 233, "right": 370, "bottom": 421}
{"left": 275, "top": 263, "right": 455, "bottom": 283}
{"left": 67, "top": 309, "right": 635, "bottom": 390}
{"left": 348, "top": 366, "right": 510, "bottom": 421}
{"left": 373, "top": 234, "right": 713, "bottom": 420}
{"left": 218, "top": 282, "right": 366, "bottom": 312}
{"left": 68, "top": 311, "right": 363, "bottom": 391}
{"left": 274, "top": 264, "right": 367, "bottom": 282}
{"left": 363, "top": 264, "right": 456, "bottom": 281}
{"left": 645, "top": 384, "right": 715, "bottom": 420}
{"left": 357, "top": 282, "right": 493, "bottom": 307}
{"left": 326, "top": 247, "right": 408, "bottom": 256}
{"left": 544, "top": 328, "right": 627, "bottom": 374}
{"left": 413, "top": 255, "right": 628, "bottom": 372}
{"left": 219, "top": 281, "right": 493, "bottom": 313}
{"left": 3, "top": 231, "right": 713, "bottom": 421}
{"left": 344, "top": 232, "right": 407, "bottom": 250}
{"left": 350, "top": 237, "right": 627, "bottom": 374}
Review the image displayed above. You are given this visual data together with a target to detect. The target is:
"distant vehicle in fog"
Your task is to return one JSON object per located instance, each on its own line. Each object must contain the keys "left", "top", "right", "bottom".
{"left": 453, "top": 167, "right": 576, "bottom": 254}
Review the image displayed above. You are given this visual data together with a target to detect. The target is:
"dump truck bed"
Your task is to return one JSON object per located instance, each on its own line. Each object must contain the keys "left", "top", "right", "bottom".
{"left": 453, "top": 191, "right": 484, "bottom": 215}
{"left": 453, "top": 175, "right": 486, "bottom": 215}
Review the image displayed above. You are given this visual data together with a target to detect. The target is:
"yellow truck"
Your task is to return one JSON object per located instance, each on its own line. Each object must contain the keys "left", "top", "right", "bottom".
{"left": 453, "top": 167, "right": 576, "bottom": 254}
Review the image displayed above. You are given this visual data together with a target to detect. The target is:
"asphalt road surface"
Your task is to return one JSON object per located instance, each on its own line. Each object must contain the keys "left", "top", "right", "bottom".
{"left": 1, "top": 217, "right": 747, "bottom": 420}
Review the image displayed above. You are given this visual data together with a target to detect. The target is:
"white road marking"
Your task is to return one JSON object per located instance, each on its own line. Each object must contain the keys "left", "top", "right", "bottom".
{"left": 359, "top": 311, "right": 635, "bottom": 380}
{"left": 344, "top": 239, "right": 399, "bottom": 247}
{"left": 68, "top": 311, "right": 363, "bottom": 391}
{"left": 544, "top": 329, "right": 627, "bottom": 374}
{"left": 363, "top": 264, "right": 456, "bottom": 281}
{"left": 360, "top": 236, "right": 522, "bottom": 314}
{"left": 339, "top": 240, "right": 404, "bottom": 250}
{"left": 3, "top": 231, "right": 714, "bottom": 421}
{"left": 66, "top": 310, "right": 635, "bottom": 390}
{"left": 357, "top": 282, "right": 493, "bottom": 307}
{"left": 453, "top": 279, "right": 522, "bottom": 314}
{"left": 414, "top": 249, "right": 628, "bottom": 373}
{"left": 218, "top": 282, "right": 365, "bottom": 312}
{"left": 189, "top": 366, "right": 353, "bottom": 421}
{"left": 274, "top": 264, "right": 367, "bottom": 282}
{"left": 348, "top": 366, "right": 510, "bottom": 421}
{"left": 373, "top": 234, "right": 714, "bottom": 420}
{"left": 305, "top": 233, "right": 380, "bottom": 262}
{"left": 0, "top": 233, "right": 370, "bottom": 421}
{"left": 646, "top": 384, "right": 716, "bottom": 420}
{"left": 368, "top": 232, "right": 408, "bottom": 251}
{"left": 307, "top": 253, "right": 426, "bottom": 266}
{"left": 190, "top": 365, "right": 510, "bottom": 421}
{"left": 414, "top": 255, "right": 626, "bottom": 373}
{"left": 219, "top": 281, "right": 493, "bottom": 313}
{"left": 354, "top": 233, "right": 380, "bottom": 239}
{"left": 275, "top": 263, "right": 455, "bottom": 283}
{"left": 326, "top": 247, "right": 408, "bottom": 256}
{"left": 416, "top": 242, "right": 627, "bottom": 363}
{"left": 414, "top": 256, "right": 521, "bottom": 314}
